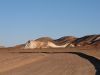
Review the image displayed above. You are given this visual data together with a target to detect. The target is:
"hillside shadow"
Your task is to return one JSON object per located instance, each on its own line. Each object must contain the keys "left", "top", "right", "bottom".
{"left": 68, "top": 52, "right": 100, "bottom": 75}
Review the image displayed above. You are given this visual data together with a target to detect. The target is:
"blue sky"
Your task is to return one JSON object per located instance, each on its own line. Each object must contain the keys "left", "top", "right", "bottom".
{"left": 0, "top": 0, "right": 100, "bottom": 46}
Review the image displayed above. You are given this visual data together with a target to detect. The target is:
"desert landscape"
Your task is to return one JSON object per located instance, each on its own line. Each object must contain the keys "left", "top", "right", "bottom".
{"left": 0, "top": 34, "right": 100, "bottom": 75}
{"left": 0, "top": 0, "right": 99, "bottom": 75}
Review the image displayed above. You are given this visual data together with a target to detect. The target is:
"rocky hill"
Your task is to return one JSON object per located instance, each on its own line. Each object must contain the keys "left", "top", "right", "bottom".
{"left": 72, "top": 34, "right": 100, "bottom": 48}
{"left": 35, "top": 37, "right": 54, "bottom": 42}
{"left": 54, "top": 36, "right": 77, "bottom": 45}
{"left": 13, "top": 34, "right": 100, "bottom": 49}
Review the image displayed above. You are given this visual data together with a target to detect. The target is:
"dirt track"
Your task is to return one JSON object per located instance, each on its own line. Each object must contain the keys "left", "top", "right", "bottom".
{"left": 0, "top": 48, "right": 100, "bottom": 75}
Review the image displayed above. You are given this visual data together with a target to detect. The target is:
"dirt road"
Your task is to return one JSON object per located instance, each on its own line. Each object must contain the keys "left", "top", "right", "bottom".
{"left": 0, "top": 49, "right": 98, "bottom": 75}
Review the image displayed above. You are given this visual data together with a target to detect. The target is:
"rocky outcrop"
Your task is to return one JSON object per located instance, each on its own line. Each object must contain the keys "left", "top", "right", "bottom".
{"left": 25, "top": 40, "right": 49, "bottom": 49}
{"left": 24, "top": 40, "right": 70, "bottom": 49}
{"left": 24, "top": 37, "right": 54, "bottom": 49}
{"left": 72, "top": 34, "right": 100, "bottom": 47}
{"left": 24, "top": 37, "right": 74, "bottom": 49}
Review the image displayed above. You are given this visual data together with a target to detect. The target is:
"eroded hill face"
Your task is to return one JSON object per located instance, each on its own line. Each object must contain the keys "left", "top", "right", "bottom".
{"left": 73, "top": 35, "right": 100, "bottom": 48}
{"left": 54, "top": 36, "right": 77, "bottom": 45}
{"left": 13, "top": 34, "right": 100, "bottom": 49}
{"left": 24, "top": 36, "right": 77, "bottom": 49}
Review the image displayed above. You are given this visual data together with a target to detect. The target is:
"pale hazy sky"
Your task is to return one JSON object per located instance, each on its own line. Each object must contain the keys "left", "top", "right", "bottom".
{"left": 0, "top": 0, "right": 100, "bottom": 46}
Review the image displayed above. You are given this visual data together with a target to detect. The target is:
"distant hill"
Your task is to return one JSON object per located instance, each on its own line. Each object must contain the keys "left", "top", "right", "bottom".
{"left": 54, "top": 36, "right": 77, "bottom": 45}
{"left": 35, "top": 36, "right": 77, "bottom": 45}
{"left": 0, "top": 44, "right": 5, "bottom": 48}
{"left": 35, "top": 37, "right": 54, "bottom": 42}
{"left": 13, "top": 34, "right": 100, "bottom": 49}
{"left": 73, "top": 35, "right": 100, "bottom": 45}
{"left": 13, "top": 44, "right": 25, "bottom": 49}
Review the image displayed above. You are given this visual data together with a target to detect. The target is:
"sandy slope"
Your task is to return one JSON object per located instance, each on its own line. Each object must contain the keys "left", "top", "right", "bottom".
{"left": 0, "top": 48, "right": 100, "bottom": 75}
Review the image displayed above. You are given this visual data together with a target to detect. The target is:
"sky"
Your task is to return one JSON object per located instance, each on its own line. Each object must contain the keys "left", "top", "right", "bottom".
{"left": 0, "top": 0, "right": 100, "bottom": 46}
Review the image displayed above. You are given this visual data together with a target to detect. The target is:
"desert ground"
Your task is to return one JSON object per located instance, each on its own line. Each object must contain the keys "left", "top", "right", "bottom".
{"left": 0, "top": 48, "right": 100, "bottom": 75}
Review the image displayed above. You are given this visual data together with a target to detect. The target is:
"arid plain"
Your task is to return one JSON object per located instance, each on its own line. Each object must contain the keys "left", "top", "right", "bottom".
{"left": 0, "top": 48, "right": 100, "bottom": 75}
